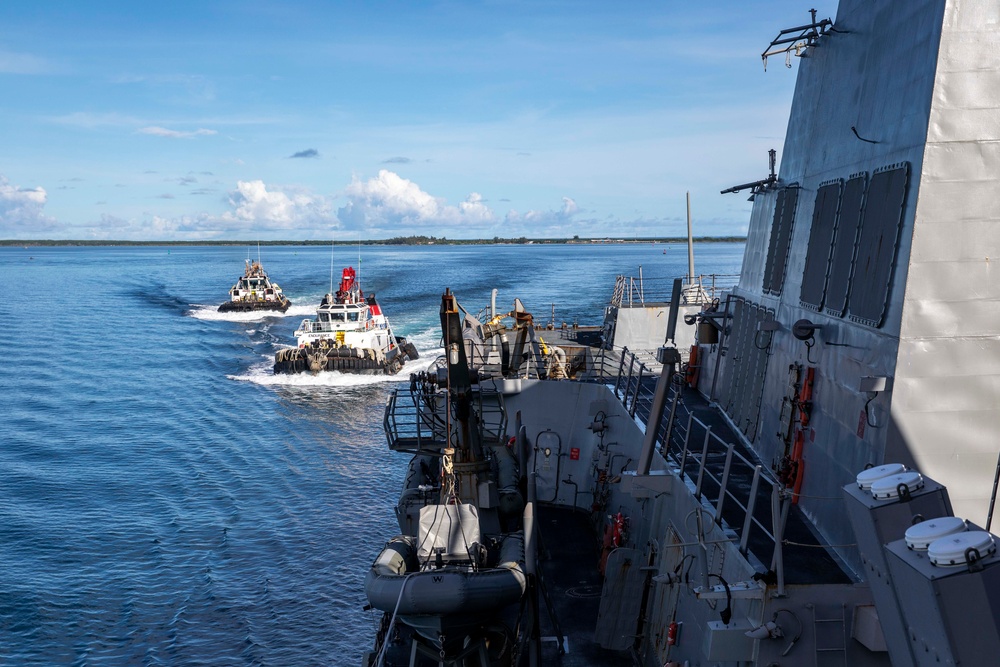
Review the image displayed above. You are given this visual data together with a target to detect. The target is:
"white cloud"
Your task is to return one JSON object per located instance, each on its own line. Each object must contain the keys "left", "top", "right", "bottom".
{"left": 505, "top": 196, "right": 580, "bottom": 226}
{"left": 0, "top": 176, "right": 59, "bottom": 233}
{"left": 337, "top": 169, "right": 496, "bottom": 231}
{"left": 224, "top": 180, "right": 333, "bottom": 228}
{"left": 138, "top": 126, "right": 218, "bottom": 138}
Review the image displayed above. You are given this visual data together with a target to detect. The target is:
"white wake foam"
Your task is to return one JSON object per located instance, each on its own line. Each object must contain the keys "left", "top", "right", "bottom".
{"left": 187, "top": 304, "right": 315, "bottom": 322}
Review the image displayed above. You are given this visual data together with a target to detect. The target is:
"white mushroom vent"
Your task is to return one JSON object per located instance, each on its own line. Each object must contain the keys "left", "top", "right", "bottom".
{"left": 928, "top": 531, "right": 996, "bottom": 567}
{"left": 869, "top": 471, "right": 924, "bottom": 500}
{"left": 904, "top": 516, "right": 967, "bottom": 551}
{"left": 856, "top": 463, "right": 907, "bottom": 491}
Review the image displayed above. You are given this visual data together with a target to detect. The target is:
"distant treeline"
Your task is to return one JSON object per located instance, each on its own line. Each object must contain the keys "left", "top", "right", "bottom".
{"left": 3, "top": 235, "right": 746, "bottom": 247}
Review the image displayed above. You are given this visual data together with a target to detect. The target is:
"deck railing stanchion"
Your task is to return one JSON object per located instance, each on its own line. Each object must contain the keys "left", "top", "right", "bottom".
{"left": 629, "top": 364, "right": 643, "bottom": 418}
{"left": 740, "top": 466, "right": 763, "bottom": 555}
{"left": 615, "top": 347, "right": 629, "bottom": 400}
{"left": 678, "top": 414, "right": 694, "bottom": 479}
{"left": 694, "top": 426, "right": 712, "bottom": 499}
{"left": 715, "top": 442, "right": 735, "bottom": 523}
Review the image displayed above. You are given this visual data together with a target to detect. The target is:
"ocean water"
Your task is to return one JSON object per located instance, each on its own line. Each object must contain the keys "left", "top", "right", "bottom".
{"left": 1, "top": 242, "right": 743, "bottom": 666}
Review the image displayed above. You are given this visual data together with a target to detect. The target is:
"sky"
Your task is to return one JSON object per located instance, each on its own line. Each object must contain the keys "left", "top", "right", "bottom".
{"left": 0, "top": 1, "right": 839, "bottom": 241}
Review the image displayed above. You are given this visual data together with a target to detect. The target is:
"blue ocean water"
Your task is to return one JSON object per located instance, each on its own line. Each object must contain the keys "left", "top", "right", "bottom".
{"left": 1, "top": 242, "right": 743, "bottom": 666}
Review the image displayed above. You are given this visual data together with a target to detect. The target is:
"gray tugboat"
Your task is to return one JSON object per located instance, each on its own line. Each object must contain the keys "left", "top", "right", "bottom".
{"left": 218, "top": 259, "right": 290, "bottom": 313}
{"left": 364, "top": 2, "right": 1000, "bottom": 665}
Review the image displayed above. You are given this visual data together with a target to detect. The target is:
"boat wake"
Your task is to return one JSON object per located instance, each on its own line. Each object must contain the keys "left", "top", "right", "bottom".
{"left": 187, "top": 304, "right": 315, "bottom": 322}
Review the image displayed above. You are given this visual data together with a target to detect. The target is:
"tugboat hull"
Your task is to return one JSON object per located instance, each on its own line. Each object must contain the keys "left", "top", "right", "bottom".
{"left": 218, "top": 298, "right": 290, "bottom": 313}
{"left": 273, "top": 339, "right": 417, "bottom": 375}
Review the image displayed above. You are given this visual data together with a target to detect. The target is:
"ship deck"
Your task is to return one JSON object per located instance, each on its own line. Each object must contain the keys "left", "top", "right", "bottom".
{"left": 536, "top": 505, "right": 632, "bottom": 666}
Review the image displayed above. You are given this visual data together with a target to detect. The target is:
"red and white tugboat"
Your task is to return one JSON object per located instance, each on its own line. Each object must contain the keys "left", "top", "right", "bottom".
{"left": 273, "top": 267, "right": 417, "bottom": 374}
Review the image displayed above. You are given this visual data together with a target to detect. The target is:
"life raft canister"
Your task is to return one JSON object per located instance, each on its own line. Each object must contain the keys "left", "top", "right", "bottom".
{"left": 685, "top": 345, "right": 700, "bottom": 388}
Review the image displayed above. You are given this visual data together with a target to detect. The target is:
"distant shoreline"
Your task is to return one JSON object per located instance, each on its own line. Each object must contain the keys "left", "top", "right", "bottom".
{"left": 1, "top": 236, "right": 746, "bottom": 247}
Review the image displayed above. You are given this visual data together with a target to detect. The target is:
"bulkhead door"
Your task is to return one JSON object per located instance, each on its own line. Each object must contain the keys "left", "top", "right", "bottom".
{"left": 533, "top": 430, "right": 562, "bottom": 502}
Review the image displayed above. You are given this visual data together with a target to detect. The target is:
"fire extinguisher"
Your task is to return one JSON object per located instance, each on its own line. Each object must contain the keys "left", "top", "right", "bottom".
{"left": 666, "top": 621, "right": 679, "bottom": 646}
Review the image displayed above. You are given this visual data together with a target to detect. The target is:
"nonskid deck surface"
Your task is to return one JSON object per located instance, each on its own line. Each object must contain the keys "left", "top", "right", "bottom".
{"left": 536, "top": 505, "right": 631, "bottom": 667}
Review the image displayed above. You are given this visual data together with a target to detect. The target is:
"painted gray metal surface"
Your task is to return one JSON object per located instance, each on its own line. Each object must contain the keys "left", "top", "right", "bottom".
{"left": 894, "top": 0, "right": 1000, "bottom": 527}
{"left": 709, "top": 0, "right": 1000, "bottom": 571}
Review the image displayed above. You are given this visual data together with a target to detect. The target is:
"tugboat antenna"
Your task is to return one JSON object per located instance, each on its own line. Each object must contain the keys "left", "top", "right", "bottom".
{"left": 330, "top": 238, "right": 337, "bottom": 294}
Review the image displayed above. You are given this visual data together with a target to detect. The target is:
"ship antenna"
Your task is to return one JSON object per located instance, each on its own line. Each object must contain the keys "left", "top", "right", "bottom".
{"left": 357, "top": 237, "right": 362, "bottom": 290}
{"left": 330, "top": 238, "right": 337, "bottom": 294}
{"left": 257, "top": 240, "right": 261, "bottom": 265}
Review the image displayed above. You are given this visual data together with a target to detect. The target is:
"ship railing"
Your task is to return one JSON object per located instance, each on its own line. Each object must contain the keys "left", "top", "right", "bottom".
{"left": 663, "top": 407, "right": 787, "bottom": 595}
{"left": 573, "top": 346, "right": 661, "bottom": 420}
{"left": 581, "top": 346, "right": 787, "bottom": 592}
{"left": 609, "top": 273, "right": 739, "bottom": 308}
{"left": 383, "top": 381, "right": 508, "bottom": 453}
{"left": 383, "top": 385, "right": 450, "bottom": 454}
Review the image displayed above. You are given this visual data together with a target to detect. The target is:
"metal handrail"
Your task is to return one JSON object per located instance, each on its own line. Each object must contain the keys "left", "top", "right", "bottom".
{"left": 608, "top": 273, "right": 739, "bottom": 308}
{"left": 594, "top": 353, "right": 787, "bottom": 585}
{"left": 668, "top": 412, "right": 785, "bottom": 586}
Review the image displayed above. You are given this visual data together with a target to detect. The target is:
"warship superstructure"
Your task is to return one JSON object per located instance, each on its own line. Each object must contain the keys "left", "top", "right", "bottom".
{"left": 364, "top": 2, "right": 1000, "bottom": 665}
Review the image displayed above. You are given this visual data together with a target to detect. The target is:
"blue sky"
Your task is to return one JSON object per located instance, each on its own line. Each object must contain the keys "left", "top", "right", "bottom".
{"left": 1, "top": 1, "right": 838, "bottom": 241}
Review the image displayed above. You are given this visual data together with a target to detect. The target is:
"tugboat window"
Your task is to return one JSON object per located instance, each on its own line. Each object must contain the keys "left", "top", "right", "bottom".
{"left": 800, "top": 181, "right": 842, "bottom": 310}
{"left": 824, "top": 174, "right": 866, "bottom": 317}
{"left": 331, "top": 312, "right": 345, "bottom": 322}
{"left": 763, "top": 187, "right": 798, "bottom": 295}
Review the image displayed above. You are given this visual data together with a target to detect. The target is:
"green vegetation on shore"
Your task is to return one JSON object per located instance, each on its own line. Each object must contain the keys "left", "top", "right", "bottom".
{"left": 2, "top": 235, "right": 746, "bottom": 247}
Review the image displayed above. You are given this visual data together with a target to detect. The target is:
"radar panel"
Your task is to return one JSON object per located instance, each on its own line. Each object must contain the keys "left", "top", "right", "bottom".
{"left": 824, "top": 174, "right": 866, "bottom": 317}
{"left": 800, "top": 180, "right": 842, "bottom": 311}
{"left": 848, "top": 163, "right": 909, "bottom": 327}
{"left": 763, "top": 187, "right": 799, "bottom": 296}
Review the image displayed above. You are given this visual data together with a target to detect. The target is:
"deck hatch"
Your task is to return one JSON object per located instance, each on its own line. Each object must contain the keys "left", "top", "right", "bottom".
{"left": 799, "top": 180, "right": 843, "bottom": 311}
{"left": 824, "top": 173, "right": 867, "bottom": 317}
{"left": 848, "top": 163, "right": 909, "bottom": 328}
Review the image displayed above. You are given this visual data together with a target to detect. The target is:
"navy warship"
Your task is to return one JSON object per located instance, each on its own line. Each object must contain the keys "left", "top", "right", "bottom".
{"left": 364, "top": 1, "right": 1000, "bottom": 664}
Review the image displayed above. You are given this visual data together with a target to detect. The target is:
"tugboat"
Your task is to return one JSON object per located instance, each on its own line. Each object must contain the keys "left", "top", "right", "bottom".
{"left": 218, "top": 259, "right": 291, "bottom": 313}
{"left": 273, "top": 266, "right": 418, "bottom": 375}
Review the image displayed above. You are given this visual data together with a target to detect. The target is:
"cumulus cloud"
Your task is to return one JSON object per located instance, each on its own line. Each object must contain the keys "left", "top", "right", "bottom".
{"left": 0, "top": 175, "right": 59, "bottom": 233}
{"left": 137, "top": 126, "right": 217, "bottom": 138}
{"left": 337, "top": 170, "right": 495, "bottom": 231}
{"left": 224, "top": 179, "right": 333, "bottom": 228}
{"left": 505, "top": 197, "right": 580, "bottom": 226}
{"left": 289, "top": 148, "right": 319, "bottom": 159}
